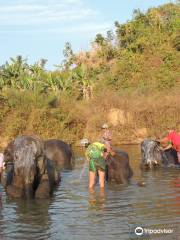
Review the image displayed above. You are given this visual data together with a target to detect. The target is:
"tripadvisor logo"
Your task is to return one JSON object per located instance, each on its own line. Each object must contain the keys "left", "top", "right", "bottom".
{"left": 135, "top": 227, "right": 143, "bottom": 236}
{"left": 134, "top": 226, "right": 173, "bottom": 236}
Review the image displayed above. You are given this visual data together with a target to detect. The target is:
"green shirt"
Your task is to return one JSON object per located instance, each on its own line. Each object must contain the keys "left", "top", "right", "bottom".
{"left": 86, "top": 142, "right": 106, "bottom": 172}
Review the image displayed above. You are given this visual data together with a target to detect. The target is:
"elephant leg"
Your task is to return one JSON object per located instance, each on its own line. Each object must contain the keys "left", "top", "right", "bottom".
{"left": 8, "top": 175, "right": 24, "bottom": 197}
{"left": 6, "top": 183, "right": 34, "bottom": 199}
{"left": 6, "top": 185, "right": 23, "bottom": 198}
{"left": 35, "top": 158, "right": 61, "bottom": 198}
{"left": 2, "top": 164, "right": 14, "bottom": 187}
{"left": 54, "top": 170, "right": 61, "bottom": 185}
{"left": 1, "top": 166, "right": 24, "bottom": 198}
{"left": 119, "top": 171, "right": 127, "bottom": 184}
{"left": 46, "top": 158, "right": 61, "bottom": 187}
{"left": 105, "top": 165, "right": 108, "bottom": 182}
{"left": 24, "top": 184, "right": 34, "bottom": 198}
{"left": 35, "top": 174, "right": 50, "bottom": 198}
{"left": 107, "top": 167, "right": 115, "bottom": 182}
{"left": 7, "top": 174, "right": 34, "bottom": 198}
{"left": 128, "top": 166, "right": 133, "bottom": 179}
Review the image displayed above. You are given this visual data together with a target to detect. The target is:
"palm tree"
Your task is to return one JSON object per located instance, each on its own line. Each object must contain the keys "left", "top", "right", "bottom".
{"left": 72, "top": 64, "right": 93, "bottom": 100}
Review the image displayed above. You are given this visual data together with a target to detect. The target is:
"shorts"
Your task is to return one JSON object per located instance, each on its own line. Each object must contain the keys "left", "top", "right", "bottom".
{"left": 89, "top": 158, "right": 106, "bottom": 172}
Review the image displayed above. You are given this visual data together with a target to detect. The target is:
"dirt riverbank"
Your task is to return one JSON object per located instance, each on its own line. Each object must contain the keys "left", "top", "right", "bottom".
{"left": 0, "top": 90, "right": 179, "bottom": 149}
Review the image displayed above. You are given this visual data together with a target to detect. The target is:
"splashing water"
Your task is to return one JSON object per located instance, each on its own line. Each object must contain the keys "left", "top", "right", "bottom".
{"left": 79, "top": 161, "right": 88, "bottom": 180}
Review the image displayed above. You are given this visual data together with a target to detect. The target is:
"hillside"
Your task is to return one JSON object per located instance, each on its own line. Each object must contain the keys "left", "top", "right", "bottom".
{"left": 0, "top": 2, "right": 179, "bottom": 147}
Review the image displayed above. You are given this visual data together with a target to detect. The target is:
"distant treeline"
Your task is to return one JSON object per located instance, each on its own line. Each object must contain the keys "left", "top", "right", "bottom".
{"left": 0, "top": 2, "right": 179, "bottom": 99}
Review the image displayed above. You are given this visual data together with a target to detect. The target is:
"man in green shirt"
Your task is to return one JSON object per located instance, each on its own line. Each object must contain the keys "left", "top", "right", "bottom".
{"left": 80, "top": 139, "right": 107, "bottom": 189}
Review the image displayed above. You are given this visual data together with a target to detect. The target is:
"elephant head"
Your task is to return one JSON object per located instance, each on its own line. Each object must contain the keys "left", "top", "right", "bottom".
{"left": 141, "top": 139, "right": 179, "bottom": 169}
{"left": 141, "top": 139, "right": 163, "bottom": 169}
{"left": 3, "top": 135, "right": 45, "bottom": 198}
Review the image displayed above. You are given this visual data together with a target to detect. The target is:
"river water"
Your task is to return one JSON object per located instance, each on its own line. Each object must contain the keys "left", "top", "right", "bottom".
{"left": 0, "top": 145, "right": 180, "bottom": 240}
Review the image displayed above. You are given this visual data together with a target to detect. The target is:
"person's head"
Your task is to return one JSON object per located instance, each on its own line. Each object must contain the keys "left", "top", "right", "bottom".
{"left": 80, "top": 138, "right": 90, "bottom": 148}
{"left": 101, "top": 123, "right": 109, "bottom": 130}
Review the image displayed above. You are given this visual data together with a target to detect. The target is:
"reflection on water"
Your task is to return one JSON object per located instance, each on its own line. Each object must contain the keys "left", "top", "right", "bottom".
{"left": 0, "top": 145, "right": 180, "bottom": 240}
{"left": 88, "top": 188, "right": 106, "bottom": 211}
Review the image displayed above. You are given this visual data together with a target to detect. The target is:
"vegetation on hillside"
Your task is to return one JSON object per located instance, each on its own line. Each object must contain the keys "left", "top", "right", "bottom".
{"left": 0, "top": 2, "right": 179, "bottom": 146}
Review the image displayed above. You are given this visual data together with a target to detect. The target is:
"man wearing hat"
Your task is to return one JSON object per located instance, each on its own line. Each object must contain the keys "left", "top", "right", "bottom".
{"left": 101, "top": 123, "right": 115, "bottom": 158}
{"left": 80, "top": 139, "right": 107, "bottom": 189}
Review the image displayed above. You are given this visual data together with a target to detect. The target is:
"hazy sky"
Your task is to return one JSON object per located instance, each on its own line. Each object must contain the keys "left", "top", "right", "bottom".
{"left": 0, "top": 0, "right": 175, "bottom": 69}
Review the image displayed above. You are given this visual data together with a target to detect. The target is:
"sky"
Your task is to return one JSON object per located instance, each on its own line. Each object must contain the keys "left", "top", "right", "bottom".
{"left": 0, "top": 0, "right": 175, "bottom": 69}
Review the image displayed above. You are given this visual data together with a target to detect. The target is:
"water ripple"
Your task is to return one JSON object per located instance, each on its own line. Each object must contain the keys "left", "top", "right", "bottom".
{"left": 0, "top": 145, "right": 180, "bottom": 240}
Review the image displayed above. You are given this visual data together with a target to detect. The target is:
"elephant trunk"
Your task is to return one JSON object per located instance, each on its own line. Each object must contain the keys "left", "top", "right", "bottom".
{"left": 23, "top": 166, "right": 37, "bottom": 198}
{"left": 13, "top": 162, "right": 36, "bottom": 198}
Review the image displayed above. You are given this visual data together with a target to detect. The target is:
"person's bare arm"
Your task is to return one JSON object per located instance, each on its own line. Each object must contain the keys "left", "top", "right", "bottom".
{"left": 160, "top": 137, "right": 172, "bottom": 150}
{"left": 85, "top": 152, "right": 89, "bottom": 163}
{"left": 160, "top": 137, "right": 168, "bottom": 144}
{"left": 163, "top": 143, "right": 172, "bottom": 150}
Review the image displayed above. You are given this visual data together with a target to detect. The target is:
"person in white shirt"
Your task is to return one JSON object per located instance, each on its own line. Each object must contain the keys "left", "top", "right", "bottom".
{"left": 0, "top": 153, "right": 4, "bottom": 182}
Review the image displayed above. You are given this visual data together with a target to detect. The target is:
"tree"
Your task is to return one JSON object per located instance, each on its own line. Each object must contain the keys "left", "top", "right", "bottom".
{"left": 72, "top": 64, "right": 93, "bottom": 100}
{"left": 62, "top": 42, "right": 75, "bottom": 70}
{"left": 95, "top": 33, "right": 106, "bottom": 46}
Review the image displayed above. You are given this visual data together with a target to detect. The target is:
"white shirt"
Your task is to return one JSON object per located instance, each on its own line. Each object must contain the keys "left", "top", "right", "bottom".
{"left": 0, "top": 153, "right": 4, "bottom": 168}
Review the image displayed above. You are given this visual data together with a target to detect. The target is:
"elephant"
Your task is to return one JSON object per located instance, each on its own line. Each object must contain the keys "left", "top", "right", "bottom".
{"left": 44, "top": 139, "right": 74, "bottom": 171}
{"left": 1, "top": 135, "right": 60, "bottom": 199}
{"left": 141, "top": 139, "right": 179, "bottom": 169}
{"left": 106, "top": 149, "right": 133, "bottom": 184}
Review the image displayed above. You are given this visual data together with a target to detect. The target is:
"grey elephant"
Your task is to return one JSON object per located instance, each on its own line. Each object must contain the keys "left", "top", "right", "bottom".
{"left": 106, "top": 149, "right": 133, "bottom": 183}
{"left": 1, "top": 135, "right": 60, "bottom": 199}
{"left": 141, "top": 139, "right": 179, "bottom": 169}
{"left": 44, "top": 139, "right": 74, "bottom": 171}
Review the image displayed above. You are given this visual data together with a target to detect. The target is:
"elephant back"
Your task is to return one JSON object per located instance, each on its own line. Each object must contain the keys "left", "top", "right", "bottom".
{"left": 107, "top": 149, "right": 133, "bottom": 183}
{"left": 44, "top": 139, "right": 73, "bottom": 170}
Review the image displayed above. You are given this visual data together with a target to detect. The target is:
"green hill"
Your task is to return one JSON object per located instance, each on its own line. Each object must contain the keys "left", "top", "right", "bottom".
{"left": 0, "top": 2, "right": 179, "bottom": 146}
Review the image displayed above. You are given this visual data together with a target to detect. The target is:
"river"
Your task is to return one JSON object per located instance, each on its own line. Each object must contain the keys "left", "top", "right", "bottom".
{"left": 0, "top": 145, "right": 180, "bottom": 240}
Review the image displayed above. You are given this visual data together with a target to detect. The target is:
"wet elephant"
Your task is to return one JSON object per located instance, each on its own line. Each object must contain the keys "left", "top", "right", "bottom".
{"left": 141, "top": 139, "right": 179, "bottom": 169}
{"left": 2, "top": 135, "right": 60, "bottom": 199}
{"left": 44, "top": 139, "right": 74, "bottom": 171}
{"left": 106, "top": 149, "right": 133, "bottom": 184}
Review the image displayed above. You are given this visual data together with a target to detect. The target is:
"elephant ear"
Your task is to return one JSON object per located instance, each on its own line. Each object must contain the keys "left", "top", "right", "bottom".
{"left": 30, "top": 135, "right": 44, "bottom": 156}
{"left": 32, "top": 135, "right": 45, "bottom": 175}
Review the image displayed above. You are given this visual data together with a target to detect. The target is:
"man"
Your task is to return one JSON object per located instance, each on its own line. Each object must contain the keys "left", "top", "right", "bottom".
{"left": 101, "top": 123, "right": 115, "bottom": 158}
{"left": 80, "top": 139, "right": 107, "bottom": 189}
{"left": 160, "top": 127, "right": 180, "bottom": 163}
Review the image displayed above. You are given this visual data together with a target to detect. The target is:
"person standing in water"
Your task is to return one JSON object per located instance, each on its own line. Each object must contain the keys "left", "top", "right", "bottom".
{"left": 0, "top": 153, "right": 4, "bottom": 183}
{"left": 160, "top": 125, "right": 180, "bottom": 163}
{"left": 80, "top": 139, "right": 107, "bottom": 189}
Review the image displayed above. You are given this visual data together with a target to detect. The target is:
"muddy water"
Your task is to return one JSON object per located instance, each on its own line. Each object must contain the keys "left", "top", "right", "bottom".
{"left": 0, "top": 145, "right": 180, "bottom": 240}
